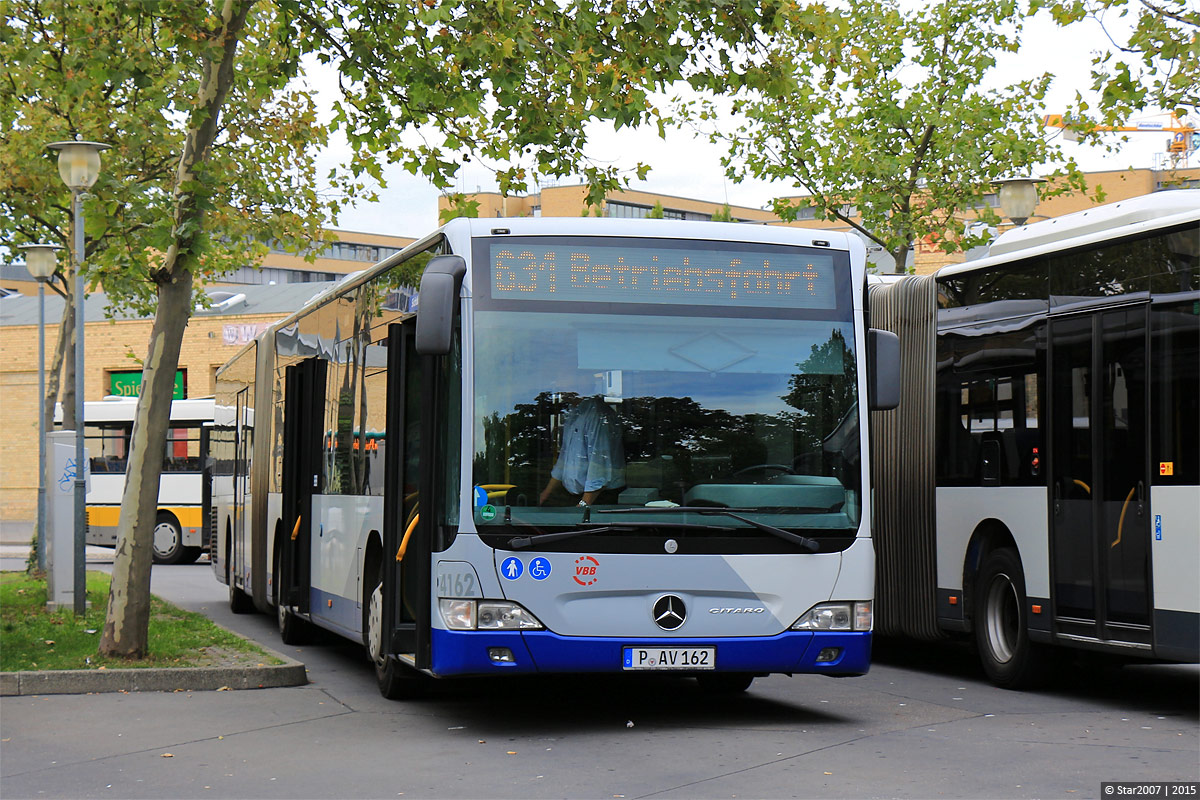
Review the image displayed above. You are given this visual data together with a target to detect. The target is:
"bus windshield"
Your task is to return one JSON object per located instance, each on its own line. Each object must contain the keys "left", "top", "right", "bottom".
{"left": 470, "top": 237, "right": 862, "bottom": 546}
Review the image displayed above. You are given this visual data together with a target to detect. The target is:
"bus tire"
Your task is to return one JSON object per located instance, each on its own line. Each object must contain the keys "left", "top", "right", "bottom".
{"left": 152, "top": 513, "right": 187, "bottom": 565}
{"left": 974, "top": 548, "right": 1048, "bottom": 689}
{"left": 274, "top": 547, "right": 308, "bottom": 645}
{"left": 227, "top": 546, "right": 254, "bottom": 615}
{"left": 695, "top": 673, "right": 755, "bottom": 694}
{"left": 364, "top": 568, "right": 426, "bottom": 700}
{"left": 228, "top": 580, "right": 254, "bottom": 614}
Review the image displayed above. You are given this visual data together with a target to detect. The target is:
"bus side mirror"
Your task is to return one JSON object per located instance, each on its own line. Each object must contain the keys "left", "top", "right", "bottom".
{"left": 868, "top": 328, "right": 900, "bottom": 411}
{"left": 415, "top": 255, "right": 467, "bottom": 356}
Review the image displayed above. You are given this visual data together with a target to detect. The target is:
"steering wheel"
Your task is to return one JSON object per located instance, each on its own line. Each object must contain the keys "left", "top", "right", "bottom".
{"left": 733, "top": 463, "right": 795, "bottom": 479}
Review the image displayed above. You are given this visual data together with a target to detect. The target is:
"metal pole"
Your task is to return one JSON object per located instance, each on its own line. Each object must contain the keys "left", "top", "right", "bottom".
{"left": 73, "top": 190, "right": 86, "bottom": 615}
{"left": 37, "top": 280, "right": 47, "bottom": 572}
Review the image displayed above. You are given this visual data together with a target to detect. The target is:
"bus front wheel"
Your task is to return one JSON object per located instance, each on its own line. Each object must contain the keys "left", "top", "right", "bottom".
{"left": 974, "top": 548, "right": 1049, "bottom": 689}
{"left": 364, "top": 567, "right": 426, "bottom": 700}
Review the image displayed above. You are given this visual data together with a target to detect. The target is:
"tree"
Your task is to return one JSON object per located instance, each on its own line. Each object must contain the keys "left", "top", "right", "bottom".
{"left": 1034, "top": 0, "right": 1198, "bottom": 130}
{"left": 2, "top": 1, "right": 337, "bottom": 655}
{"left": 4, "top": 0, "right": 787, "bottom": 658}
{"left": 684, "top": 0, "right": 1088, "bottom": 272}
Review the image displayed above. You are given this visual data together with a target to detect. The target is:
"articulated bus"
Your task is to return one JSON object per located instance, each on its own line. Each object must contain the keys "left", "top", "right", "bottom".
{"left": 76, "top": 396, "right": 214, "bottom": 564}
{"left": 870, "top": 190, "right": 1199, "bottom": 687}
{"left": 211, "top": 217, "right": 899, "bottom": 698}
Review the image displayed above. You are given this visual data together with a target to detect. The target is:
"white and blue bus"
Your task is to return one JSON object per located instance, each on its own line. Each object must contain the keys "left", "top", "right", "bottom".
{"left": 211, "top": 217, "right": 899, "bottom": 698}
{"left": 870, "top": 190, "right": 1199, "bottom": 688}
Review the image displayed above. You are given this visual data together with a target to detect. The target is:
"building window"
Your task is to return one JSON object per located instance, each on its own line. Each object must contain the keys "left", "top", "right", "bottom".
{"left": 605, "top": 201, "right": 651, "bottom": 219}
{"left": 970, "top": 193, "right": 1000, "bottom": 209}
{"left": 605, "top": 201, "right": 689, "bottom": 220}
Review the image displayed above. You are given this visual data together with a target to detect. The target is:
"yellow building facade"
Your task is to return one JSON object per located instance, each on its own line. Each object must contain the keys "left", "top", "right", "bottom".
{"left": 0, "top": 229, "right": 414, "bottom": 524}
{"left": 439, "top": 167, "right": 1200, "bottom": 274}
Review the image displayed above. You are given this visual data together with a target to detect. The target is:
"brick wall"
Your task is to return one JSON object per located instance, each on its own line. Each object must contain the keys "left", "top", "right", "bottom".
{"left": 0, "top": 312, "right": 284, "bottom": 521}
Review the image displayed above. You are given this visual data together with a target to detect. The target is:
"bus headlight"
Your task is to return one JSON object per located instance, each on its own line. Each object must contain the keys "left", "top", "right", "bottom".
{"left": 791, "top": 601, "right": 872, "bottom": 632}
{"left": 439, "top": 599, "right": 544, "bottom": 630}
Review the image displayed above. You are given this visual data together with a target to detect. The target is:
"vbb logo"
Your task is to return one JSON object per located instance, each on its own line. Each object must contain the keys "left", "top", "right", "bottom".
{"left": 573, "top": 555, "right": 600, "bottom": 586}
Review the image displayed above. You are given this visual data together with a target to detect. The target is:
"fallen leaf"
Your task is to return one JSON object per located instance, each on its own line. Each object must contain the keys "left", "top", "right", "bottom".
{"left": 506, "top": 751, "right": 517, "bottom": 755}
{"left": 216, "top": 686, "right": 231, "bottom": 691}
{"left": 44, "top": 640, "right": 55, "bottom": 646}
{"left": 162, "top": 753, "right": 174, "bottom": 758}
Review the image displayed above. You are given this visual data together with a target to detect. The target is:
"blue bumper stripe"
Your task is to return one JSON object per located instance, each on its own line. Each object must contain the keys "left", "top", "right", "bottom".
{"left": 430, "top": 628, "right": 871, "bottom": 678}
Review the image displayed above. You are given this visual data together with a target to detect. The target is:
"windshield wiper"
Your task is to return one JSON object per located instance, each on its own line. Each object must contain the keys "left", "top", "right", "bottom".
{"left": 506, "top": 520, "right": 733, "bottom": 550}
{"left": 598, "top": 507, "right": 820, "bottom": 553}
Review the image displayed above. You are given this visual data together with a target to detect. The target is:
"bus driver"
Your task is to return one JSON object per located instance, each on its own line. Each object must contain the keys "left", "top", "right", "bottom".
{"left": 539, "top": 395, "right": 625, "bottom": 507}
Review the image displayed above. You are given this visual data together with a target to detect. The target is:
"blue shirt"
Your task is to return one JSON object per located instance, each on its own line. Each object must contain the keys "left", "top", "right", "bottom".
{"left": 550, "top": 397, "right": 625, "bottom": 494}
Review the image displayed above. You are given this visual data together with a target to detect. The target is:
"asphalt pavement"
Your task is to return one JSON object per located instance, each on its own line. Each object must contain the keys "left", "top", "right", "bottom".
{"left": 1, "top": 541, "right": 1197, "bottom": 800}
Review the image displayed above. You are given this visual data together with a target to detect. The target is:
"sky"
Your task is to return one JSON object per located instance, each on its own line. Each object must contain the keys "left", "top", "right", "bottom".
{"left": 307, "top": 7, "right": 1187, "bottom": 239}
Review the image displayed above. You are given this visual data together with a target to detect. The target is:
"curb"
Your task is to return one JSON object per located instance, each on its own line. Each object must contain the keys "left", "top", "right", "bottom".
{"left": 0, "top": 642, "right": 307, "bottom": 697}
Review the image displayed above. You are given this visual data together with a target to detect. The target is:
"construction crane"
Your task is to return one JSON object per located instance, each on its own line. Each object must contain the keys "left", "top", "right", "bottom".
{"left": 1043, "top": 112, "right": 1196, "bottom": 166}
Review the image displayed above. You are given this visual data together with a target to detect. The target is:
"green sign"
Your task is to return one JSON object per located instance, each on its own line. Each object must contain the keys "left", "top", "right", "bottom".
{"left": 109, "top": 370, "right": 186, "bottom": 400}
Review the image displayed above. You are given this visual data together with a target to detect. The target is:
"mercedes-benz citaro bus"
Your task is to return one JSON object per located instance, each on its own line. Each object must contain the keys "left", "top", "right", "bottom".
{"left": 211, "top": 217, "right": 899, "bottom": 698}
{"left": 869, "top": 190, "right": 1199, "bottom": 688}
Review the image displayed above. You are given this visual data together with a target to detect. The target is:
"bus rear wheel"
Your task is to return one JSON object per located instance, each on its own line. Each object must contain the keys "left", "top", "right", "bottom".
{"left": 974, "top": 548, "right": 1049, "bottom": 689}
{"left": 274, "top": 547, "right": 308, "bottom": 645}
{"left": 152, "top": 513, "right": 197, "bottom": 565}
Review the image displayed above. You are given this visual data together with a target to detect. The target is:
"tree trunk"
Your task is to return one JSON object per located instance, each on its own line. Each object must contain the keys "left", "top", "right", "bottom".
{"left": 43, "top": 286, "right": 72, "bottom": 430}
{"left": 57, "top": 282, "right": 77, "bottom": 430}
{"left": 98, "top": 275, "right": 192, "bottom": 657}
{"left": 890, "top": 245, "right": 911, "bottom": 275}
{"left": 99, "top": 0, "right": 255, "bottom": 658}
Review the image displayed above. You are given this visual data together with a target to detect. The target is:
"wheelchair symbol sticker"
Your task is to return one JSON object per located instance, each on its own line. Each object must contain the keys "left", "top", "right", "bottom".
{"left": 528, "top": 557, "right": 551, "bottom": 581}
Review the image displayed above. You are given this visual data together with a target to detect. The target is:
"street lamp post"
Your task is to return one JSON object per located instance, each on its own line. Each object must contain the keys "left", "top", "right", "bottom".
{"left": 46, "top": 139, "right": 109, "bottom": 615}
{"left": 18, "top": 243, "right": 62, "bottom": 574}
{"left": 992, "top": 177, "right": 1046, "bottom": 227}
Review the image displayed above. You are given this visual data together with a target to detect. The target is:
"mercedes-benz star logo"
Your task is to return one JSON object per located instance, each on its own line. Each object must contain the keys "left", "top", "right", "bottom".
{"left": 653, "top": 594, "right": 687, "bottom": 631}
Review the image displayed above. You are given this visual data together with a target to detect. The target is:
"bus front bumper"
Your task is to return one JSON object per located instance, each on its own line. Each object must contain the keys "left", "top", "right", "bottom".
{"left": 428, "top": 629, "right": 871, "bottom": 678}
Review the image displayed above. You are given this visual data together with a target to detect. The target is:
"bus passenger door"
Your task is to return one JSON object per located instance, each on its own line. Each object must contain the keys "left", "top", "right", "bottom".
{"left": 1049, "top": 306, "right": 1151, "bottom": 648}
{"left": 381, "top": 323, "right": 427, "bottom": 660}
{"left": 280, "top": 358, "right": 327, "bottom": 613}
{"left": 230, "top": 388, "right": 249, "bottom": 583}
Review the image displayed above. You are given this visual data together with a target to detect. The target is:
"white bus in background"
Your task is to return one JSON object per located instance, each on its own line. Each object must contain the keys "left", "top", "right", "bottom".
{"left": 212, "top": 216, "right": 901, "bottom": 699}
{"left": 870, "top": 190, "right": 1199, "bottom": 687}
{"left": 73, "top": 396, "right": 214, "bottom": 564}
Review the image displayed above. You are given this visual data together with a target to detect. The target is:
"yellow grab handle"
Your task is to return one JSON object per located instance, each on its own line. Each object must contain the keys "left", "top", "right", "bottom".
{"left": 291, "top": 515, "right": 302, "bottom": 541}
{"left": 396, "top": 514, "right": 419, "bottom": 562}
{"left": 1111, "top": 486, "right": 1137, "bottom": 548}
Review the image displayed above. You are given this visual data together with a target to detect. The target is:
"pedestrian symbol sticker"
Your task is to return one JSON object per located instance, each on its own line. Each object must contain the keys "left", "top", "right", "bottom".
{"left": 501, "top": 557, "right": 523, "bottom": 581}
{"left": 529, "top": 557, "right": 552, "bottom": 581}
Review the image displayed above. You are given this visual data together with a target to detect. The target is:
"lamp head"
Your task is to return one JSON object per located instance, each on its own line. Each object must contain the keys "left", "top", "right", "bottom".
{"left": 46, "top": 140, "right": 110, "bottom": 190}
{"left": 991, "top": 177, "right": 1045, "bottom": 226}
{"left": 18, "top": 243, "right": 62, "bottom": 282}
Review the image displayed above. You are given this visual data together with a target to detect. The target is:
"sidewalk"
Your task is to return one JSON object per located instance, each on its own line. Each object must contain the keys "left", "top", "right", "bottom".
{"left": 0, "top": 519, "right": 34, "bottom": 546}
{"left": 0, "top": 543, "right": 117, "bottom": 562}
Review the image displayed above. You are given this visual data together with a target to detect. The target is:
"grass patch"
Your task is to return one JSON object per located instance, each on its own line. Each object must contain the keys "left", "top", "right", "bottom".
{"left": 0, "top": 571, "right": 282, "bottom": 672}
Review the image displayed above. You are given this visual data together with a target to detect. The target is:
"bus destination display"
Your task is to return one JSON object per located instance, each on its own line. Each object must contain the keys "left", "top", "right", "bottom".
{"left": 490, "top": 241, "right": 838, "bottom": 308}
